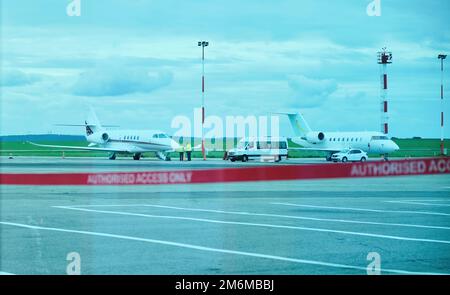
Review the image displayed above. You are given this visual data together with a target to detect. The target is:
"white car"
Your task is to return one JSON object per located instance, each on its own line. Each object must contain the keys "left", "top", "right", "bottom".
{"left": 331, "top": 149, "right": 368, "bottom": 163}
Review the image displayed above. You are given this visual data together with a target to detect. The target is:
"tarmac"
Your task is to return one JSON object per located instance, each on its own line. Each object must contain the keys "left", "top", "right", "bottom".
{"left": 1, "top": 156, "right": 449, "bottom": 274}
{"left": 0, "top": 156, "right": 350, "bottom": 172}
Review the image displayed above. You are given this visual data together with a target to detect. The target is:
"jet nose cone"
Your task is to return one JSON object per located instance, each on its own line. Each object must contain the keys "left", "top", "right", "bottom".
{"left": 391, "top": 141, "right": 400, "bottom": 152}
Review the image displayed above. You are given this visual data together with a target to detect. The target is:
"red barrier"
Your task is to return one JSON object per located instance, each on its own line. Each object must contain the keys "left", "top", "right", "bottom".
{"left": 1, "top": 158, "right": 449, "bottom": 186}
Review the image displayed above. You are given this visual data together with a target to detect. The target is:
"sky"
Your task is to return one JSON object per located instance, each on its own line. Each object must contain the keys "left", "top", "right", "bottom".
{"left": 1, "top": 0, "right": 449, "bottom": 138}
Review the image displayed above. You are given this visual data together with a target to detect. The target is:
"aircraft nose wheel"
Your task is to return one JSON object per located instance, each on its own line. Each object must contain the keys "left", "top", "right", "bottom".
{"left": 109, "top": 153, "right": 116, "bottom": 160}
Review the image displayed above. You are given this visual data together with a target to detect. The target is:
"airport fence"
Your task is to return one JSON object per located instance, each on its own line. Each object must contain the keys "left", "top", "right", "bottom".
{"left": 0, "top": 158, "right": 449, "bottom": 186}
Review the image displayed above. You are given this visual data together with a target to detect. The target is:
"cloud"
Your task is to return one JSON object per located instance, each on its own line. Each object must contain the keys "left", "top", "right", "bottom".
{"left": 1, "top": 1, "right": 449, "bottom": 137}
{"left": 287, "top": 75, "right": 338, "bottom": 108}
{"left": 72, "top": 66, "right": 173, "bottom": 97}
{"left": 0, "top": 69, "right": 40, "bottom": 87}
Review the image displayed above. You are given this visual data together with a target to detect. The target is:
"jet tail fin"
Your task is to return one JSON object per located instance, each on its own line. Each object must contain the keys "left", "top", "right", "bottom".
{"left": 85, "top": 107, "right": 103, "bottom": 136}
{"left": 54, "top": 107, "right": 118, "bottom": 137}
{"left": 275, "top": 112, "right": 312, "bottom": 137}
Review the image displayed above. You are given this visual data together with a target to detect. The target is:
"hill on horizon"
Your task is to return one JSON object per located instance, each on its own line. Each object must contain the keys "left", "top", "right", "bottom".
{"left": 0, "top": 134, "right": 85, "bottom": 142}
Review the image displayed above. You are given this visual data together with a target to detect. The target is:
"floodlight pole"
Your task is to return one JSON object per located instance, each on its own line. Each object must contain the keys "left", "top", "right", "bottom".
{"left": 198, "top": 41, "right": 209, "bottom": 160}
{"left": 438, "top": 54, "right": 447, "bottom": 155}
{"left": 377, "top": 47, "right": 393, "bottom": 135}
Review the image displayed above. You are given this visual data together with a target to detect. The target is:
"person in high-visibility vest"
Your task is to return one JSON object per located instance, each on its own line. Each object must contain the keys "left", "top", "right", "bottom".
{"left": 177, "top": 145, "right": 185, "bottom": 161}
{"left": 185, "top": 142, "right": 192, "bottom": 161}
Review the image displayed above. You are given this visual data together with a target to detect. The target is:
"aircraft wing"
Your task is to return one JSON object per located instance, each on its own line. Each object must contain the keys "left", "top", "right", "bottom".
{"left": 28, "top": 142, "right": 125, "bottom": 153}
{"left": 288, "top": 147, "right": 341, "bottom": 152}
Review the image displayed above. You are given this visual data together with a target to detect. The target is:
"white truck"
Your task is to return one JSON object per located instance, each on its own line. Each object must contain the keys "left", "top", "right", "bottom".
{"left": 227, "top": 137, "right": 288, "bottom": 162}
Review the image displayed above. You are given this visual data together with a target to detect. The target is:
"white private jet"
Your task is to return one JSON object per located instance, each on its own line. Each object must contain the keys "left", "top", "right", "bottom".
{"left": 30, "top": 109, "right": 180, "bottom": 161}
{"left": 283, "top": 112, "right": 400, "bottom": 161}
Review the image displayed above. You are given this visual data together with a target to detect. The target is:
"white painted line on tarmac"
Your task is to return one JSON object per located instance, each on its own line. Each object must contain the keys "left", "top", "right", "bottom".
{"left": 385, "top": 201, "right": 450, "bottom": 207}
{"left": 54, "top": 206, "right": 450, "bottom": 245}
{"left": 396, "top": 199, "right": 450, "bottom": 202}
{"left": 0, "top": 221, "right": 447, "bottom": 275}
{"left": 273, "top": 202, "right": 450, "bottom": 217}
{"left": 0, "top": 271, "right": 15, "bottom": 275}
{"left": 61, "top": 204, "right": 450, "bottom": 231}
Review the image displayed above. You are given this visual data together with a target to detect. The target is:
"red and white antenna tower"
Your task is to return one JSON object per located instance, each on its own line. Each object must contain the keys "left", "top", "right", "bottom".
{"left": 438, "top": 54, "right": 447, "bottom": 155}
{"left": 377, "top": 48, "right": 393, "bottom": 135}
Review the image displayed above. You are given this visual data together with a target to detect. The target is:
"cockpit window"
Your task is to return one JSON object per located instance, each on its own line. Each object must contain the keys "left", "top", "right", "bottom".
{"left": 371, "top": 136, "right": 389, "bottom": 140}
{"left": 152, "top": 133, "right": 168, "bottom": 139}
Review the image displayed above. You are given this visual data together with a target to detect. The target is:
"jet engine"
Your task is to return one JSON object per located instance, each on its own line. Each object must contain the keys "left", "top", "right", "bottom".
{"left": 88, "top": 132, "right": 110, "bottom": 144}
{"left": 306, "top": 132, "right": 325, "bottom": 143}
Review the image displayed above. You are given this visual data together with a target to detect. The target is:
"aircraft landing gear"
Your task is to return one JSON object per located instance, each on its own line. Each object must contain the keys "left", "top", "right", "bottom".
{"left": 326, "top": 154, "right": 332, "bottom": 161}
{"left": 133, "top": 153, "right": 142, "bottom": 160}
{"left": 109, "top": 153, "right": 116, "bottom": 160}
{"left": 156, "top": 151, "right": 171, "bottom": 161}
{"left": 383, "top": 154, "right": 389, "bottom": 161}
